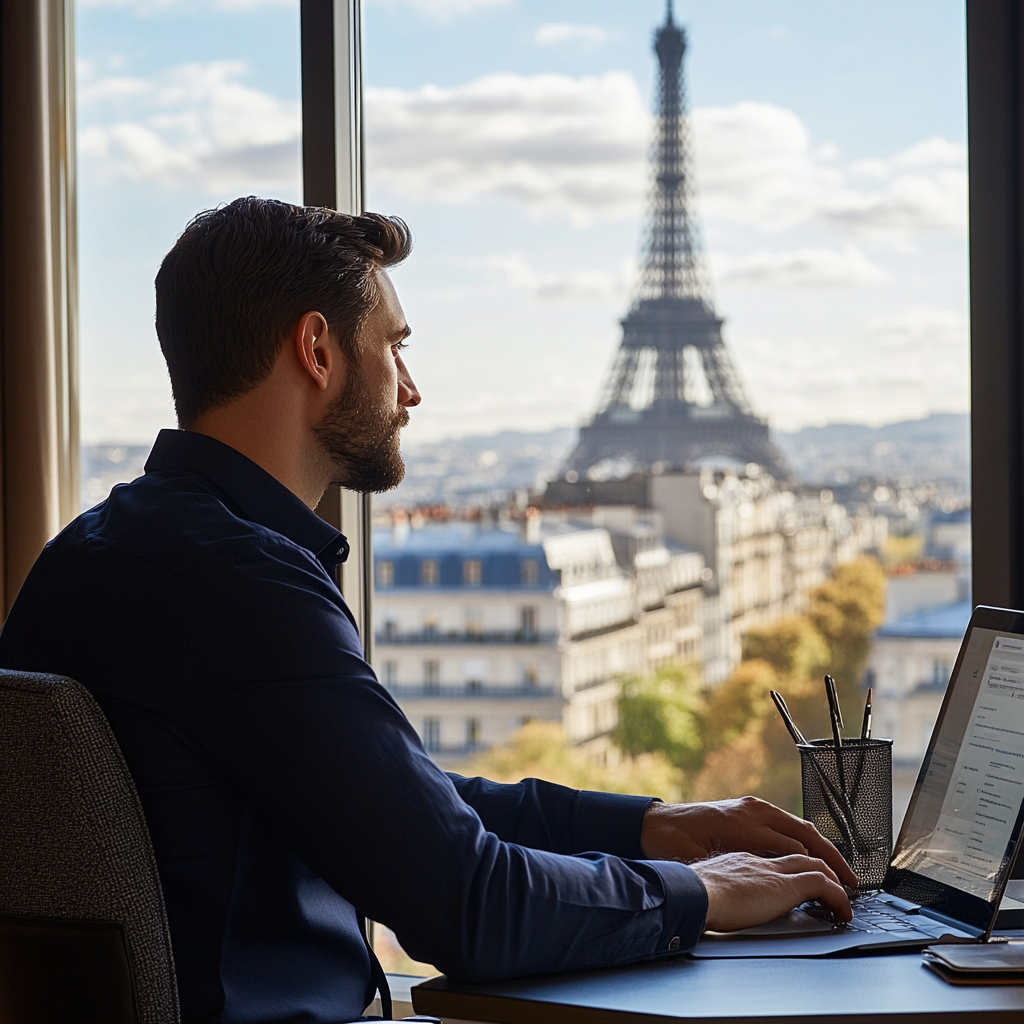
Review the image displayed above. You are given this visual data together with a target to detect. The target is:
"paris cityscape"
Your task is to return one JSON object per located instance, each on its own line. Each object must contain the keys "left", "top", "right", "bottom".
{"left": 82, "top": 5, "right": 969, "bottom": 838}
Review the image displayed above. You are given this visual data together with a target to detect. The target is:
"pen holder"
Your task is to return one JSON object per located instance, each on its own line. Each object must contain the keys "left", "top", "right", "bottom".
{"left": 799, "top": 738, "right": 893, "bottom": 889}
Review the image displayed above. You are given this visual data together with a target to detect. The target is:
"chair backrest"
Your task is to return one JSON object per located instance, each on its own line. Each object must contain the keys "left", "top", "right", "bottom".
{"left": 0, "top": 669, "right": 179, "bottom": 1023}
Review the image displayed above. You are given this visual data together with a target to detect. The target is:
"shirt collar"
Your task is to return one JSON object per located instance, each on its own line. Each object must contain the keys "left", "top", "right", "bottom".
{"left": 144, "top": 429, "right": 350, "bottom": 567}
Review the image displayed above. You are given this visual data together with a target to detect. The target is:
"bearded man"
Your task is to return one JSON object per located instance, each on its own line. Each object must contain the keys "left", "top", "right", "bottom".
{"left": 0, "top": 198, "right": 855, "bottom": 1024}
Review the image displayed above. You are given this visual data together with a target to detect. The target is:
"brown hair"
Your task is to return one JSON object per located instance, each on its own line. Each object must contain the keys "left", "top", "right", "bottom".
{"left": 155, "top": 196, "right": 412, "bottom": 425}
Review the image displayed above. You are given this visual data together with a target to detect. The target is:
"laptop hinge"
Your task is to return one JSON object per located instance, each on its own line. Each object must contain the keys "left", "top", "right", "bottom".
{"left": 918, "top": 906, "right": 985, "bottom": 938}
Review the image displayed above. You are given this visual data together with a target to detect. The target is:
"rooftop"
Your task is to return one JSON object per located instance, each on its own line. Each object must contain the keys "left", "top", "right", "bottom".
{"left": 875, "top": 599, "right": 972, "bottom": 640}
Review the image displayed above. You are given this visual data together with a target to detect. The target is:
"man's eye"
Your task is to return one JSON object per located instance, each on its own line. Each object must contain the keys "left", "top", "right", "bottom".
{"left": 393, "top": 341, "right": 408, "bottom": 353}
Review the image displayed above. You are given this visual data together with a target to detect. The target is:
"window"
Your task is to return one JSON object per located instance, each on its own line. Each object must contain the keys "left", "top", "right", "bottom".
{"left": 382, "top": 660, "right": 398, "bottom": 686}
{"left": 522, "top": 560, "right": 539, "bottom": 586}
{"left": 520, "top": 606, "right": 537, "bottom": 635}
{"left": 423, "top": 718, "right": 440, "bottom": 752}
{"left": 423, "top": 613, "right": 438, "bottom": 637}
{"left": 383, "top": 619, "right": 399, "bottom": 641}
{"left": 465, "top": 607, "right": 483, "bottom": 635}
{"left": 421, "top": 560, "right": 439, "bottom": 586}
{"left": 423, "top": 659, "right": 440, "bottom": 691}
{"left": 523, "top": 664, "right": 538, "bottom": 686}
{"left": 466, "top": 717, "right": 481, "bottom": 749}
{"left": 463, "top": 559, "right": 482, "bottom": 585}
{"left": 377, "top": 560, "right": 394, "bottom": 587}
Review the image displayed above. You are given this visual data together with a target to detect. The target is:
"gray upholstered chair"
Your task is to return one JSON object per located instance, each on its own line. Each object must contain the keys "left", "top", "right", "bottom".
{"left": 0, "top": 669, "right": 179, "bottom": 1024}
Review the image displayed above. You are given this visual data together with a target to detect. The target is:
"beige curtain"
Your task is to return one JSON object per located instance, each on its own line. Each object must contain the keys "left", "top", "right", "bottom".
{"left": 1, "top": 0, "right": 79, "bottom": 616}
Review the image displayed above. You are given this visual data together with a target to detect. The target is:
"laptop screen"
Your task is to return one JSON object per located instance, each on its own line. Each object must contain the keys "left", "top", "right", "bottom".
{"left": 888, "top": 607, "right": 1024, "bottom": 931}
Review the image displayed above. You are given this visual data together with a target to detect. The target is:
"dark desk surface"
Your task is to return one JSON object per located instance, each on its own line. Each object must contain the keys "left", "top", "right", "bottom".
{"left": 412, "top": 952, "right": 1024, "bottom": 1024}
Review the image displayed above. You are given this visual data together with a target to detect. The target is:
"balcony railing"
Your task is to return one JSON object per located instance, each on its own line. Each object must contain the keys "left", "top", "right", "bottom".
{"left": 376, "top": 629, "right": 557, "bottom": 645}
{"left": 387, "top": 683, "right": 560, "bottom": 700}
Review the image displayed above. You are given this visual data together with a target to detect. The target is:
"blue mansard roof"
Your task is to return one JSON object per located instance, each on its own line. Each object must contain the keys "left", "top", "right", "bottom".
{"left": 875, "top": 599, "right": 972, "bottom": 640}
{"left": 373, "top": 522, "right": 553, "bottom": 589}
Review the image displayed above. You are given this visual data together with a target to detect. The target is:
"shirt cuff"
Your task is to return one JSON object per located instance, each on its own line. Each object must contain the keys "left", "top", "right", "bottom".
{"left": 647, "top": 860, "right": 709, "bottom": 955}
{"left": 571, "top": 790, "right": 658, "bottom": 859}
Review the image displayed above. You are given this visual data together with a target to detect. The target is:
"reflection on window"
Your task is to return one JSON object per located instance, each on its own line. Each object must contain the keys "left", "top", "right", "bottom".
{"left": 421, "top": 560, "right": 439, "bottom": 585}
{"left": 463, "top": 559, "right": 482, "bottom": 585}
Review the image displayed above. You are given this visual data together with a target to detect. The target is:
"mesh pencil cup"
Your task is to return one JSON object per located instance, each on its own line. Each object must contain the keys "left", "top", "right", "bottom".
{"left": 799, "top": 738, "right": 893, "bottom": 889}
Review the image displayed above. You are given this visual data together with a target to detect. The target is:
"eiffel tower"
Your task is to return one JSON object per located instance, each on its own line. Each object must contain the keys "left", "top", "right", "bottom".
{"left": 562, "top": 3, "right": 789, "bottom": 482}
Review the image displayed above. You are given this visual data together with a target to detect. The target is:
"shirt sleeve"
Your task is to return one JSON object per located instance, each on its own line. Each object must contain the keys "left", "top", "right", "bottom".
{"left": 449, "top": 774, "right": 656, "bottom": 859}
{"left": 186, "top": 551, "right": 708, "bottom": 981}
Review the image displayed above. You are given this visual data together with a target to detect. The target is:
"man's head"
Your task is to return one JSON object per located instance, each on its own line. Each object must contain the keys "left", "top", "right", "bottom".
{"left": 155, "top": 197, "right": 419, "bottom": 496}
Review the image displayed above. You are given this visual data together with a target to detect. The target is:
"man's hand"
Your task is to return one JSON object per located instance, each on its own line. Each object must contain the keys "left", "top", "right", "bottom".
{"left": 641, "top": 795, "right": 858, "bottom": 890}
{"left": 692, "top": 851, "right": 853, "bottom": 931}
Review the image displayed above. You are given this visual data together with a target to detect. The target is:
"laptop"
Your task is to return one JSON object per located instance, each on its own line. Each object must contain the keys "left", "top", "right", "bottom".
{"left": 691, "top": 604, "right": 1024, "bottom": 958}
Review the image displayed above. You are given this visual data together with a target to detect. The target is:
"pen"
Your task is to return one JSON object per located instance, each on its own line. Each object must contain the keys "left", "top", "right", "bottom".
{"left": 860, "top": 687, "right": 873, "bottom": 742}
{"left": 825, "top": 673, "right": 844, "bottom": 729}
{"left": 770, "top": 690, "right": 807, "bottom": 745}
{"left": 825, "top": 674, "right": 847, "bottom": 794}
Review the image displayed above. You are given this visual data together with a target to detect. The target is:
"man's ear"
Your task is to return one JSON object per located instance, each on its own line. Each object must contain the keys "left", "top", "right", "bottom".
{"left": 294, "top": 311, "right": 332, "bottom": 391}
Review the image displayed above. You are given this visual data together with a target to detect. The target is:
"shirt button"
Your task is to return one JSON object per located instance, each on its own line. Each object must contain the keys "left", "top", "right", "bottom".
{"left": 668, "top": 936, "right": 681, "bottom": 951}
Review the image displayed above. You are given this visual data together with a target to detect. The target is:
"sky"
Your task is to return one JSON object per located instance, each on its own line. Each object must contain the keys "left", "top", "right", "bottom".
{"left": 76, "top": 0, "right": 967, "bottom": 446}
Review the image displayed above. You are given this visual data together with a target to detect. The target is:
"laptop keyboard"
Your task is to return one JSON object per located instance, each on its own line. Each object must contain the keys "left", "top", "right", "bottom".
{"left": 803, "top": 895, "right": 919, "bottom": 933}
{"left": 846, "top": 897, "right": 916, "bottom": 933}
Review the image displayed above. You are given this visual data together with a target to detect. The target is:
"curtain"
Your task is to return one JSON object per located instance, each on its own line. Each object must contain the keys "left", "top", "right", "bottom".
{"left": 0, "top": 0, "right": 79, "bottom": 616}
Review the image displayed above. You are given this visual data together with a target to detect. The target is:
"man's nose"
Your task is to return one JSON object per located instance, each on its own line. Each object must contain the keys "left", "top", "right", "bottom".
{"left": 396, "top": 356, "right": 421, "bottom": 407}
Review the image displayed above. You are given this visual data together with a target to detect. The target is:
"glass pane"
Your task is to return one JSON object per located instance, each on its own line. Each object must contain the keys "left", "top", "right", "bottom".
{"left": 77, "top": 0, "right": 302, "bottom": 502}
{"left": 365, "top": 0, "right": 968, "bottom": 846}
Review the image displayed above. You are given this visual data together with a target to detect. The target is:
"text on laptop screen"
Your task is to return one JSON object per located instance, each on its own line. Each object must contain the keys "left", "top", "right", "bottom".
{"left": 891, "top": 627, "right": 1024, "bottom": 903}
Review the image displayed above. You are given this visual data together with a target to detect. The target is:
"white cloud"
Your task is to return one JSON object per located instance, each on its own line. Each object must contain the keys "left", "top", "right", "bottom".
{"left": 738, "top": 306, "right": 969, "bottom": 431}
{"left": 79, "top": 0, "right": 295, "bottom": 10}
{"left": 371, "top": 0, "right": 511, "bottom": 19}
{"left": 79, "top": 61, "right": 300, "bottom": 193}
{"left": 365, "top": 72, "right": 648, "bottom": 226}
{"left": 486, "top": 254, "right": 626, "bottom": 302}
{"left": 78, "top": 61, "right": 966, "bottom": 242}
{"left": 867, "top": 307, "right": 968, "bottom": 353}
{"left": 692, "top": 104, "right": 966, "bottom": 235}
{"left": 714, "top": 245, "right": 887, "bottom": 289}
{"left": 534, "top": 23, "right": 610, "bottom": 48}
{"left": 367, "top": 76, "right": 965, "bottom": 235}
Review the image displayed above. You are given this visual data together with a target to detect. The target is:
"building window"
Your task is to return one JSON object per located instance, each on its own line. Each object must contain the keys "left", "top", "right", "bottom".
{"left": 382, "top": 660, "right": 397, "bottom": 685}
{"left": 424, "top": 718, "right": 440, "bottom": 752}
{"left": 466, "top": 717, "right": 480, "bottom": 749}
{"left": 383, "top": 619, "right": 399, "bottom": 641}
{"left": 463, "top": 559, "right": 482, "bottom": 585}
{"left": 424, "top": 659, "right": 440, "bottom": 692}
{"left": 465, "top": 607, "right": 483, "bottom": 635}
{"left": 521, "top": 559, "right": 539, "bottom": 585}
{"left": 423, "top": 613, "right": 438, "bottom": 637}
{"left": 376, "top": 560, "right": 394, "bottom": 587}
{"left": 523, "top": 664, "right": 538, "bottom": 686}
{"left": 421, "top": 559, "right": 439, "bottom": 585}
{"left": 520, "top": 606, "right": 537, "bottom": 634}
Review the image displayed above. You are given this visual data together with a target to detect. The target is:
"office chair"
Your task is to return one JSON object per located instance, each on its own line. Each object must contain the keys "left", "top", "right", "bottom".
{"left": 0, "top": 669, "right": 179, "bottom": 1024}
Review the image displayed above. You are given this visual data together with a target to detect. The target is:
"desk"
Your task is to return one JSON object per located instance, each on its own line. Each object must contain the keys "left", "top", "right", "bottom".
{"left": 412, "top": 952, "right": 1024, "bottom": 1023}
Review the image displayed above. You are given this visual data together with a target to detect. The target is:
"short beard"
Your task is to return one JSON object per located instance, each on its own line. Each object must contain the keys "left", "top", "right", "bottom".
{"left": 314, "top": 364, "right": 409, "bottom": 494}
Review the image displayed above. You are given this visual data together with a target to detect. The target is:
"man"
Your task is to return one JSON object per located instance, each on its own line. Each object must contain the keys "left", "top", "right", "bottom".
{"left": 0, "top": 198, "right": 855, "bottom": 1024}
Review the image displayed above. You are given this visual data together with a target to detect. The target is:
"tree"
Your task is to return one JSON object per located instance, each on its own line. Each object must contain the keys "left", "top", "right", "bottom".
{"left": 807, "top": 557, "right": 886, "bottom": 712}
{"left": 614, "top": 664, "right": 705, "bottom": 776}
{"left": 458, "top": 719, "right": 685, "bottom": 801}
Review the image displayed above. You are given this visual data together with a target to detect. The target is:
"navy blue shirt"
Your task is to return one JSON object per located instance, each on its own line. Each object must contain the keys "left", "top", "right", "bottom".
{"left": 0, "top": 430, "right": 707, "bottom": 1024}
